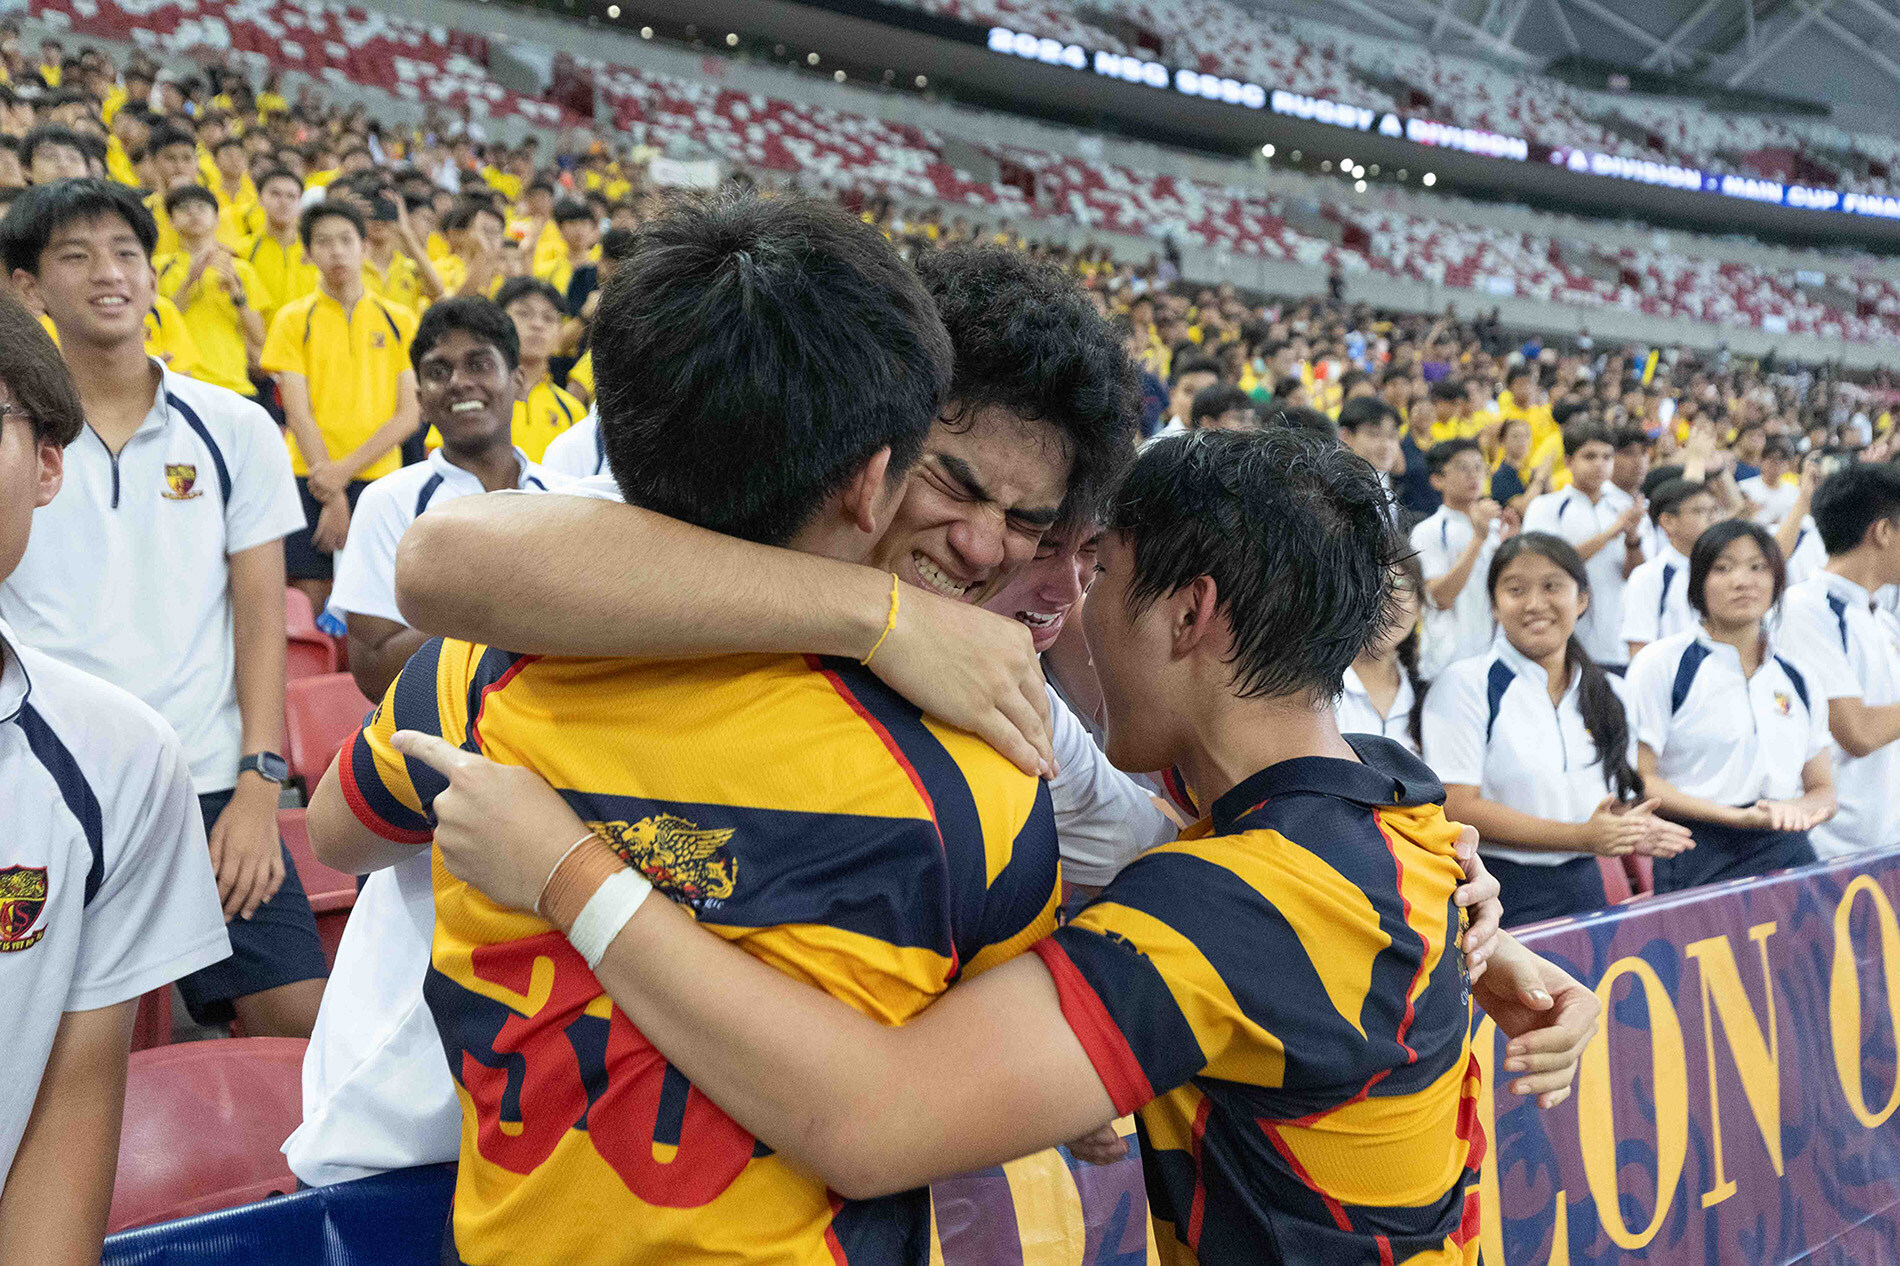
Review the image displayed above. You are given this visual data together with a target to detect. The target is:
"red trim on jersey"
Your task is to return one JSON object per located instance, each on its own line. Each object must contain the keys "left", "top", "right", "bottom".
{"left": 1453, "top": 1187, "right": 1483, "bottom": 1247}
{"left": 1185, "top": 1094, "right": 1213, "bottom": 1249}
{"left": 337, "top": 735, "right": 432, "bottom": 843}
{"left": 1029, "top": 939, "right": 1155, "bottom": 1115}
{"left": 1455, "top": 1052, "right": 1488, "bottom": 1173}
{"left": 811, "top": 656, "right": 959, "bottom": 976}
{"left": 1261, "top": 1119, "right": 1354, "bottom": 1233}
{"left": 468, "top": 654, "right": 540, "bottom": 749}
{"left": 1376, "top": 1234, "right": 1396, "bottom": 1266}
{"left": 1371, "top": 809, "right": 1421, "bottom": 1064}
{"left": 1160, "top": 767, "right": 1197, "bottom": 818}
{"left": 823, "top": 1193, "right": 850, "bottom": 1264}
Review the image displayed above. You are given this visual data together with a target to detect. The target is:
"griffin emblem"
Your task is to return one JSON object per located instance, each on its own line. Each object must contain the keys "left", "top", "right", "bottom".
{"left": 0, "top": 866, "right": 49, "bottom": 951}
{"left": 162, "top": 463, "right": 202, "bottom": 500}
{"left": 592, "top": 814, "right": 737, "bottom": 909}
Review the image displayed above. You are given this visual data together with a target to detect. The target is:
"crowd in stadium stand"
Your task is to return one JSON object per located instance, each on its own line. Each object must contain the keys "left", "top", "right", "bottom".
{"left": 2, "top": 19, "right": 1900, "bottom": 1266}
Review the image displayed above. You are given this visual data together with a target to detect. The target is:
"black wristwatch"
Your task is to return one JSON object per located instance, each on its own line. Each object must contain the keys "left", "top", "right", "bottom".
{"left": 240, "top": 752, "right": 290, "bottom": 785}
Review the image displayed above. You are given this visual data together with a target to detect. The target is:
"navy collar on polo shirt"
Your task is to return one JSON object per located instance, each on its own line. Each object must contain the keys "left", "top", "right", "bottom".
{"left": 1209, "top": 733, "right": 1446, "bottom": 835}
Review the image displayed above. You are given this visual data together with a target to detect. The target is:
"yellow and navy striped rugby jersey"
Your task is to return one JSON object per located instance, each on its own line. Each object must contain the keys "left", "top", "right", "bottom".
{"left": 340, "top": 639, "right": 1060, "bottom": 1266}
{"left": 1030, "top": 736, "right": 1483, "bottom": 1266}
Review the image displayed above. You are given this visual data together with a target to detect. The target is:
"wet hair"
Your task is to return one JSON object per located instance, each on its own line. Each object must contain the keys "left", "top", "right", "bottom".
{"left": 1687, "top": 520, "right": 1785, "bottom": 616}
{"left": 411, "top": 296, "right": 519, "bottom": 374}
{"left": 1813, "top": 463, "right": 1900, "bottom": 556}
{"left": 1265, "top": 405, "right": 1338, "bottom": 438}
{"left": 0, "top": 177, "right": 156, "bottom": 273}
{"left": 1109, "top": 428, "right": 1405, "bottom": 702}
{"left": 1486, "top": 532, "right": 1640, "bottom": 802}
{"left": 0, "top": 287, "right": 84, "bottom": 446}
{"left": 916, "top": 245, "right": 1138, "bottom": 534}
{"left": 593, "top": 190, "right": 950, "bottom": 545}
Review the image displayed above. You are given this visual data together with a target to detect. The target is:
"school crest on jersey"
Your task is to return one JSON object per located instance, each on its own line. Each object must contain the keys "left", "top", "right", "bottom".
{"left": 162, "top": 463, "right": 202, "bottom": 500}
{"left": 591, "top": 814, "right": 737, "bottom": 910}
{"left": 0, "top": 866, "right": 48, "bottom": 951}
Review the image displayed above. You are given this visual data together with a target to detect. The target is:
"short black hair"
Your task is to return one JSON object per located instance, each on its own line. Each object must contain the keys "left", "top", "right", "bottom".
{"left": 593, "top": 190, "right": 951, "bottom": 545}
{"left": 1169, "top": 351, "right": 1219, "bottom": 386}
{"left": 526, "top": 177, "right": 554, "bottom": 196}
{"left": 1611, "top": 425, "right": 1649, "bottom": 452}
{"left": 411, "top": 296, "right": 520, "bottom": 373}
{"left": 1336, "top": 396, "right": 1399, "bottom": 434}
{"left": 1813, "top": 463, "right": 1900, "bottom": 556}
{"left": 1108, "top": 428, "right": 1404, "bottom": 701}
{"left": 1429, "top": 378, "right": 1465, "bottom": 404}
{"left": 1687, "top": 519, "right": 1785, "bottom": 615}
{"left": 1551, "top": 398, "right": 1594, "bottom": 428}
{"left": 1266, "top": 405, "right": 1338, "bottom": 438}
{"left": 1272, "top": 374, "right": 1305, "bottom": 400}
{"left": 494, "top": 275, "right": 564, "bottom": 314}
{"left": 552, "top": 197, "right": 592, "bottom": 225}
{"left": 1760, "top": 436, "right": 1797, "bottom": 463}
{"left": 0, "top": 177, "right": 156, "bottom": 273}
{"left": 1189, "top": 382, "right": 1254, "bottom": 427}
{"left": 213, "top": 134, "right": 245, "bottom": 155}
{"left": 298, "top": 199, "right": 364, "bottom": 249}
{"left": 1426, "top": 437, "right": 1484, "bottom": 477}
{"left": 915, "top": 245, "right": 1138, "bottom": 531}
{"left": 0, "top": 287, "right": 84, "bottom": 447}
{"left": 145, "top": 122, "right": 195, "bottom": 156}
{"left": 20, "top": 124, "right": 86, "bottom": 171}
{"left": 1648, "top": 477, "right": 1713, "bottom": 525}
{"left": 162, "top": 183, "right": 219, "bottom": 218}
{"left": 600, "top": 226, "right": 638, "bottom": 261}
{"left": 256, "top": 166, "right": 303, "bottom": 196}
{"left": 1562, "top": 420, "right": 1614, "bottom": 458}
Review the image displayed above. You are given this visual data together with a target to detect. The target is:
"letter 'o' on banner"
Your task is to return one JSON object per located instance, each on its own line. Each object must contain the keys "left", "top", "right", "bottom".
{"left": 1577, "top": 956, "right": 1689, "bottom": 1250}
{"left": 1830, "top": 875, "right": 1900, "bottom": 1129}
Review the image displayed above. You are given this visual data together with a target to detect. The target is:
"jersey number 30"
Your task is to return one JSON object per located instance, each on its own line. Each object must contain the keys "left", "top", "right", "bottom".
{"left": 431, "top": 930, "right": 759, "bottom": 1207}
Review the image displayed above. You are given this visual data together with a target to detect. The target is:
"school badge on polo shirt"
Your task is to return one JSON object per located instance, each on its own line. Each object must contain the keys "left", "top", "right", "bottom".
{"left": 0, "top": 866, "right": 49, "bottom": 952}
{"left": 1773, "top": 691, "right": 1793, "bottom": 717}
{"left": 591, "top": 814, "right": 737, "bottom": 911}
{"left": 162, "top": 463, "right": 203, "bottom": 501}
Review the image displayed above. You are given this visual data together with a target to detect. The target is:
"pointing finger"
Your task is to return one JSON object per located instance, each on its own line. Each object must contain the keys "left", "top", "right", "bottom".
{"left": 392, "top": 730, "right": 476, "bottom": 775}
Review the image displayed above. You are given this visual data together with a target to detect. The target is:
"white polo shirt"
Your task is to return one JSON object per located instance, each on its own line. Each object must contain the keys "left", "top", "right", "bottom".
{"left": 1626, "top": 625, "right": 1829, "bottom": 808}
{"left": 1422, "top": 635, "right": 1630, "bottom": 867}
{"left": 0, "top": 361, "right": 304, "bottom": 793}
{"left": 1, "top": 617, "right": 230, "bottom": 1183}
{"left": 1620, "top": 543, "right": 1697, "bottom": 651}
{"left": 1523, "top": 483, "right": 1634, "bottom": 667}
{"left": 1784, "top": 520, "right": 1827, "bottom": 587}
{"left": 1335, "top": 663, "right": 1419, "bottom": 755}
{"left": 1410, "top": 503, "right": 1500, "bottom": 679}
{"left": 539, "top": 407, "right": 606, "bottom": 479}
{"left": 329, "top": 445, "right": 554, "bottom": 627}
{"left": 1780, "top": 572, "right": 1900, "bottom": 859}
{"left": 291, "top": 444, "right": 552, "bottom": 1187}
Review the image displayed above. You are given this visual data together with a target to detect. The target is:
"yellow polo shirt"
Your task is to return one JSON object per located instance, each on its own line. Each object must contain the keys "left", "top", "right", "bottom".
{"left": 143, "top": 297, "right": 201, "bottom": 379}
{"left": 566, "top": 350, "right": 593, "bottom": 402}
{"left": 364, "top": 252, "right": 425, "bottom": 315}
{"left": 512, "top": 376, "right": 584, "bottom": 462}
{"left": 260, "top": 289, "right": 418, "bottom": 481}
{"left": 152, "top": 253, "right": 268, "bottom": 396}
{"left": 240, "top": 232, "right": 319, "bottom": 323}
{"left": 105, "top": 136, "right": 139, "bottom": 186}
{"left": 145, "top": 193, "right": 180, "bottom": 258}
{"left": 218, "top": 201, "right": 265, "bottom": 252}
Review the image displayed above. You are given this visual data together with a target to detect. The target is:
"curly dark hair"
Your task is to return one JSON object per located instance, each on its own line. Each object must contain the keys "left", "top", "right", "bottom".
{"left": 1111, "top": 428, "right": 1408, "bottom": 702}
{"left": 915, "top": 246, "right": 1138, "bottom": 530}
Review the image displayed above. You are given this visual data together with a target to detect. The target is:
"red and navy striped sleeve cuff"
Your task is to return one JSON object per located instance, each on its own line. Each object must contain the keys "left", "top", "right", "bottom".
{"left": 338, "top": 728, "right": 434, "bottom": 844}
{"left": 1031, "top": 937, "right": 1157, "bottom": 1117}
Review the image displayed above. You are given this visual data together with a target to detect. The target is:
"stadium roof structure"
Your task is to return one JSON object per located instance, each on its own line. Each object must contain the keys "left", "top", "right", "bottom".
{"left": 1252, "top": 0, "right": 1900, "bottom": 119}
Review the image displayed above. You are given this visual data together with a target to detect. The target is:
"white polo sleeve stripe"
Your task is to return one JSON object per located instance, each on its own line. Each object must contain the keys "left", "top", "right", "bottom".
{"left": 17, "top": 704, "right": 104, "bottom": 906}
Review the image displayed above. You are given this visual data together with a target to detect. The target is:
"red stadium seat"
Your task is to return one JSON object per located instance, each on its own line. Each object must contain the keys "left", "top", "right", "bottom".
{"left": 285, "top": 673, "right": 372, "bottom": 790}
{"left": 1624, "top": 855, "right": 1655, "bottom": 898}
{"left": 108, "top": 1037, "right": 307, "bottom": 1232}
{"left": 285, "top": 588, "right": 340, "bottom": 681}
{"left": 130, "top": 986, "right": 174, "bottom": 1052}
{"left": 1597, "top": 856, "right": 1633, "bottom": 905}
{"left": 279, "top": 809, "right": 358, "bottom": 968}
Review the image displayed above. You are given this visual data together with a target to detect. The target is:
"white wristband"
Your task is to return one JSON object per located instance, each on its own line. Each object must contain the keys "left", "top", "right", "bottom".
{"left": 566, "top": 867, "right": 654, "bottom": 970}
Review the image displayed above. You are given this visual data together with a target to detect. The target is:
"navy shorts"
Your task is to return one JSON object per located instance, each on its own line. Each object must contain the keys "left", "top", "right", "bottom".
{"left": 1489, "top": 854, "right": 1608, "bottom": 929}
{"left": 285, "top": 476, "right": 370, "bottom": 581}
{"left": 1655, "top": 820, "right": 1817, "bottom": 893}
{"left": 175, "top": 788, "right": 330, "bottom": 1026}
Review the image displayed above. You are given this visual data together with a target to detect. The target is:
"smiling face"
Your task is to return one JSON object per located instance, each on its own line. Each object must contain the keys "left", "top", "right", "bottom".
{"left": 14, "top": 211, "right": 154, "bottom": 351}
{"left": 1492, "top": 548, "right": 1586, "bottom": 664}
{"left": 868, "top": 405, "right": 1070, "bottom": 605}
{"left": 982, "top": 522, "right": 1100, "bottom": 652}
{"left": 415, "top": 327, "right": 518, "bottom": 455}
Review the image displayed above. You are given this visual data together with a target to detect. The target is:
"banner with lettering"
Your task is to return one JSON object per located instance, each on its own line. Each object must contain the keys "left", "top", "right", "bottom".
{"left": 1476, "top": 848, "right": 1900, "bottom": 1264}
